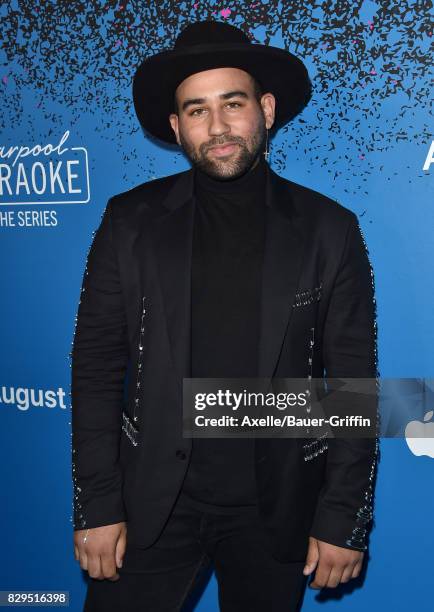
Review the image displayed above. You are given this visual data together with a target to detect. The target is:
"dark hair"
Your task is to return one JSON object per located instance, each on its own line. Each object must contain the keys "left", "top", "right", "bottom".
{"left": 172, "top": 73, "right": 263, "bottom": 114}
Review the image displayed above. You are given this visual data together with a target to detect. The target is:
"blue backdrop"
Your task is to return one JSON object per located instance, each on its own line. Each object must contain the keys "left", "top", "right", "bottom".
{"left": 1, "top": 1, "right": 433, "bottom": 610}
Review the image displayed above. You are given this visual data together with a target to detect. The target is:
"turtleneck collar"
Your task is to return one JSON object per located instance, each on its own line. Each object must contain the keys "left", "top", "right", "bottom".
{"left": 194, "top": 154, "right": 268, "bottom": 196}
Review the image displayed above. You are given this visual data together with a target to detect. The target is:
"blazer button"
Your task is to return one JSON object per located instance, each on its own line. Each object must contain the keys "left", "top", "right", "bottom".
{"left": 176, "top": 449, "right": 187, "bottom": 460}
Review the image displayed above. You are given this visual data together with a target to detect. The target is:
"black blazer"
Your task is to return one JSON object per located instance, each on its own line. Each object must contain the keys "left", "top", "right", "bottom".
{"left": 71, "top": 163, "right": 379, "bottom": 562}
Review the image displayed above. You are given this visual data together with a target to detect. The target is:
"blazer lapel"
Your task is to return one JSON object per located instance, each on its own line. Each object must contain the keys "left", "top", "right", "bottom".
{"left": 148, "top": 170, "right": 195, "bottom": 392}
{"left": 257, "top": 166, "right": 306, "bottom": 379}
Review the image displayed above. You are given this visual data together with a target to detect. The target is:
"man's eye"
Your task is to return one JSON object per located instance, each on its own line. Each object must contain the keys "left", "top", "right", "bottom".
{"left": 190, "top": 108, "right": 205, "bottom": 116}
{"left": 226, "top": 102, "right": 241, "bottom": 108}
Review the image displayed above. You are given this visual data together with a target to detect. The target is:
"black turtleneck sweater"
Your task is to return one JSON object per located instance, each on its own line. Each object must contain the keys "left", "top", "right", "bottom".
{"left": 180, "top": 154, "right": 268, "bottom": 513}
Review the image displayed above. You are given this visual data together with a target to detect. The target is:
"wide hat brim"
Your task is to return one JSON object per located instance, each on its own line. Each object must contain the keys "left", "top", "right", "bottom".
{"left": 132, "top": 41, "right": 312, "bottom": 145}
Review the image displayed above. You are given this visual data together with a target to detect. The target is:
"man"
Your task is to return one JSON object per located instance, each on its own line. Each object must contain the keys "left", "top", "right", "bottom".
{"left": 72, "top": 20, "right": 379, "bottom": 611}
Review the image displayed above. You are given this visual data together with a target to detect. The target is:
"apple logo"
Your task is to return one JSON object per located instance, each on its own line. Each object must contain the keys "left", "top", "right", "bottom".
{"left": 405, "top": 410, "right": 434, "bottom": 458}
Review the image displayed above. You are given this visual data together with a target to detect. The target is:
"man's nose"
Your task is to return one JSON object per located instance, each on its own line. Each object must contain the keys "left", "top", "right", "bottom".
{"left": 208, "top": 109, "right": 230, "bottom": 138}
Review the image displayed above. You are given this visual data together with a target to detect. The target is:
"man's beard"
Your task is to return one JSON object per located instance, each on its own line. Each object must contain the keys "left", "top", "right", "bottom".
{"left": 178, "top": 114, "right": 267, "bottom": 180}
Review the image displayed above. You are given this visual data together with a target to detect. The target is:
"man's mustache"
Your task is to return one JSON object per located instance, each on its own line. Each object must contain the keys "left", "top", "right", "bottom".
{"left": 203, "top": 137, "right": 245, "bottom": 153}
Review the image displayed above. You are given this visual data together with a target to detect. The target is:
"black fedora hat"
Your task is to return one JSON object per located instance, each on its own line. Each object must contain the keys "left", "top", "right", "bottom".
{"left": 132, "top": 20, "right": 312, "bottom": 145}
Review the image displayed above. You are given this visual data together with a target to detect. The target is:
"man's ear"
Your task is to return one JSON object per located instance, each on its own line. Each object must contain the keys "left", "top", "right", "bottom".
{"left": 169, "top": 114, "right": 181, "bottom": 146}
{"left": 260, "top": 93, "right": 276, "bottom": 130}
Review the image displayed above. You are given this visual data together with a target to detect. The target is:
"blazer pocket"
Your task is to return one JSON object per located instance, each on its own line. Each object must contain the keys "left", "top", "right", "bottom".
{"left": 302, "top": 433, "right": 328, "bottom": 462}
{"left": 122, "top": 406, "right": 140, "bottom": 447}
{"left": 292, "top": 282, "right": 323, "bottom": 308}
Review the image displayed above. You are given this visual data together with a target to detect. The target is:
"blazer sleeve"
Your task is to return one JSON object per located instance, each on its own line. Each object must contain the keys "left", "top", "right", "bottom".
{"left": 309, "top": 212, "right": 380, "bottom": 551}
{"left": 71, "top": 198, "right": 129, "bottom": 531}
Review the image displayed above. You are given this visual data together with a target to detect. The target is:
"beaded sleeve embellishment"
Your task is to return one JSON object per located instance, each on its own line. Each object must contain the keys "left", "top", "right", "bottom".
{"left": 70, "top": 224, "right": 98, "bottom": 530}
{"left": 345, "top": 222, "right": 380, "bottom": 551}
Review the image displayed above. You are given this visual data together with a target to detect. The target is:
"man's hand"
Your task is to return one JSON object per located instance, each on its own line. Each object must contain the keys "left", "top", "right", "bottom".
{"left": 74, "top": 522, "right": 127, "bottom": 581}
{"left": 303, "top": 536, "right": 364, "bottom": 589}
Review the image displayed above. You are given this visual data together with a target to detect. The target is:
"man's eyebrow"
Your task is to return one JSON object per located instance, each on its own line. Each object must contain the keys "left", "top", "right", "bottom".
{"left": 181, "top": 90, "right": 249, "bottom": 112}
{"left": 220, "top": 90, "right": 249, "bottom": 100}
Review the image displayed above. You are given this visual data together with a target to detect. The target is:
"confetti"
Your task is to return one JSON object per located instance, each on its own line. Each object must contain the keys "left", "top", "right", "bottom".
{"left": 0, "top": 0, "right": 430, "bottom": 193}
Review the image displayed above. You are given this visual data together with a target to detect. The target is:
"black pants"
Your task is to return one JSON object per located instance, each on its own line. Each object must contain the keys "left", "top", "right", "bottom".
{"left": 83, "top": 491, "right": 308, "bottom": 611}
